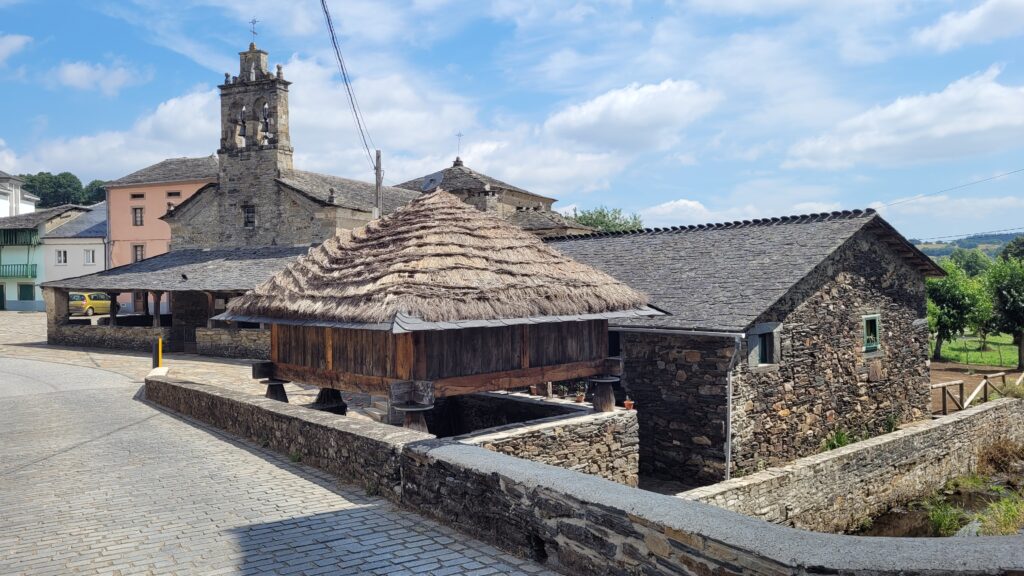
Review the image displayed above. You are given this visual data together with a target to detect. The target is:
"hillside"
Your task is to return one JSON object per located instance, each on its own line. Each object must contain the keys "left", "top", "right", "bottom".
{"left": 913, "top": 232, "right": 1021, "bottom": 258}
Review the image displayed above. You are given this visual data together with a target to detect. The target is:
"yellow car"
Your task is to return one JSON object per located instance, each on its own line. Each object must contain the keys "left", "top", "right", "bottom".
{"left": 69, "top": 292, "right": 117, "bottom": 316}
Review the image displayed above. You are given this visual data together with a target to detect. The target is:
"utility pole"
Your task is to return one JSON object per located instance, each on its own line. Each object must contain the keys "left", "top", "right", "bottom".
{"left": 374, "top": 149, "right": 383, "bottom": 220}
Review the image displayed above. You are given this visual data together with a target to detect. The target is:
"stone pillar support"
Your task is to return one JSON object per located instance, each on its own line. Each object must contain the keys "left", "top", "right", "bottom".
{"left": 151, "top": 291, "right": 163, "bottom": 327}
{"left": 403, "top": 411, "right": 429, "bottom": 433}
{"left": 590, "top": 376, "right": 619, "bottom": 413}
{"left": 263, "top": 379, "right": 289, "bottom": 403}
{"left": 313, "top": 388, "right": 347, "bottom": 415}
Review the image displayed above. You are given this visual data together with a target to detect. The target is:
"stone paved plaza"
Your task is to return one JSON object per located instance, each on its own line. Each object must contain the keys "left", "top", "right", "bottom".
{"left": 0, "top": 313, "right": 556, "bottom": 575}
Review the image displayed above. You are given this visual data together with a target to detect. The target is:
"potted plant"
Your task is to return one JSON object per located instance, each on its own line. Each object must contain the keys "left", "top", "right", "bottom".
{"left": 574, "top": 383, "right": 586, "bottom": 403}
{"left": 528, "top": 384, "right": 539, "bottom": 396}
{"left": 624, "top": 396, "right": 635, "bottom": 410}
{"left": 555, "top": 384, "right": 569, "bottom": 398}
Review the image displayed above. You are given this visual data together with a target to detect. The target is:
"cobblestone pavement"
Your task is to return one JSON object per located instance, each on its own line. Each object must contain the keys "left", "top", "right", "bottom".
{"left": 0, "top": 339, "right": 557, "bottom": 574}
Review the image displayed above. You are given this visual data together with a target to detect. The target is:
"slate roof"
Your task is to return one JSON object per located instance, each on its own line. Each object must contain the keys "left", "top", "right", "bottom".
{"left": 106, "top": 156, "right": 219, "bottom": 187}
{"left": 277, "top": 170, "right": 420, "bottom": 214}
{"left": 547, "top": 209, "right": 943, "bottom": 333}
{"left": 396, "top": 158, "right": 556, "bottom": 203}
{"left": 45, "top": 202, "right": 107, "bottom": 238}
{"left": 43, "top": 245, "right": 309, "bottom": 292}
{"left": 0, "top": 205, "right": 86, "bottom": 230}
{"left": 507, "top": 208, "right": 592, "bottom": 233}
{"left": 0, "top": 170, "right": 24, "bottom": 182}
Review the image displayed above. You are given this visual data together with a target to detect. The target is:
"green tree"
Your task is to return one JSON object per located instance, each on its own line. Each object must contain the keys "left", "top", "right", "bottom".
{"left": 968, "top": 275, "right": 998, "bottom": 351}
{"left": 20, "top": 171, "right": 84, "bottom": 207}
{"left": 571, "top": 206, "right": 643, "bottom": 233}
{"left": 927, "top": 260, "right": 979, "bottom": 361}
{"left": 82, "top": 180, "right": 107, "bottom": 204}
{"left": 987, "top": 258, "right": 1024, "bottom": 370}
{"left": 999, "top": 236, "right": 1024, "bottom": 262}
{"left": 948, "top": 247, "right": 991, "bottom": 277}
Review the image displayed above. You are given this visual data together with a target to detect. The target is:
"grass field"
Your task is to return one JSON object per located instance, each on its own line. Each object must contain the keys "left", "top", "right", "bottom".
{"left": 931, "top": 333, "right": 1020, "bottom": 368}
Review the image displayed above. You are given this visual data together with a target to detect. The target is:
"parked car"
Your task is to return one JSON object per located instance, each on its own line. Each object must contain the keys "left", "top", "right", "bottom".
{"left": 69, "top": 292, "right": 118, "bottom": 316}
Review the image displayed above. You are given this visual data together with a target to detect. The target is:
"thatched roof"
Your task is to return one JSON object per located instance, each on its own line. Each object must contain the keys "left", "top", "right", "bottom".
{"left": 218, "top": 190, "right": 656, "bottom": 331}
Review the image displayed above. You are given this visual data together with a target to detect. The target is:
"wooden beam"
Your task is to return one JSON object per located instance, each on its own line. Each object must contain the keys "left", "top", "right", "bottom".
{"left": 433, "top": 359, "right": 607, "bottom": 397}
{"left": 270, "top": 324, "right": 279, "bottom": 363}
{"left": 272, "top": 362, "right": 401, "bottom": 396}
{"left": 413, "top": 331, "right": 428, "bottom": 380}
{"left": 520, "top": 324, "right": 530, "bottom": 369}
{"left": 325, "top": 328, "right": 333, "bottom": 371}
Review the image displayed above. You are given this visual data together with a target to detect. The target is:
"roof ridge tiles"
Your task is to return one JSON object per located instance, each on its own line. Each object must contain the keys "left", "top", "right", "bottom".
{"left": 543, "top": 207, "right": 877, "bottom": 243}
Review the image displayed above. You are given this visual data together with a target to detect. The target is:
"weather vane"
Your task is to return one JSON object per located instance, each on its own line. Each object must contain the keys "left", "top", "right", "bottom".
{"left": 457, "top": 132, "right": 464, "bottom": 156}
{"left": 249, "top": 17, "right": 259, "bottom": 43}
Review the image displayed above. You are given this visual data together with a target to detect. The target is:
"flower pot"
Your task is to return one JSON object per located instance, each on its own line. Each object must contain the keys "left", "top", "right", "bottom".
{"left": 575, "top": 394, "right": 585, "bottom": 403}
{"left": 528, "top": 385, "right": 538, "bottom": 395}
{"left": 624, "top": 399, "right": 635, "bottom": 410}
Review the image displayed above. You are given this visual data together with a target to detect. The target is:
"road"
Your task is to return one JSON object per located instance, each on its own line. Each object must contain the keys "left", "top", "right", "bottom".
{"left": 0, "top": 356, "right": 552, "bottom": 576}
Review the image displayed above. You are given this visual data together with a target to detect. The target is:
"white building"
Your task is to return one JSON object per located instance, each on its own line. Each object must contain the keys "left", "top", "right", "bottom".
{"left": 0, "top": 170, "right": 38, "bottom": 217}
{"left": 42, "top": 201, "right": 108, "bottom": 293}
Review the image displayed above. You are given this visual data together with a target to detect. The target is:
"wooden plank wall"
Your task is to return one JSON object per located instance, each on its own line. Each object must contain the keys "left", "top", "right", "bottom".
{"left": 528, "top": 320, "right": 607, "bottom": 367}
{"left": 422, "top": 326, "right": 523, "bottom": 380}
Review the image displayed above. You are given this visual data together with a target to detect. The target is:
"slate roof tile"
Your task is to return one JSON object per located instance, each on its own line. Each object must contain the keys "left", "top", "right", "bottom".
{"left": 106, "top": 156, "right": 219, "bottom": 187}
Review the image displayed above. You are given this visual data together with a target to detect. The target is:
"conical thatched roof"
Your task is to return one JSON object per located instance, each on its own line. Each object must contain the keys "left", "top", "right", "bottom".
{"left": 219, "top": 190, "right": 656, "bottom": 331}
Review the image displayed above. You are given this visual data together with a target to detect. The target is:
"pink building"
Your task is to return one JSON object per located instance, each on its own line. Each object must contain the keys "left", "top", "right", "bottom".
{"left": 105, "top": 156, "right": 217, "bottom": 311}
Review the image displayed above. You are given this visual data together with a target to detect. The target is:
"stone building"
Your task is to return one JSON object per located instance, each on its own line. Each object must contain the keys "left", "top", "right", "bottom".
{"left": 549, "top": 209, "right": 945, "bottom": 487}
{"left": 397, "top": 158, "right": 592, "bottom": 238}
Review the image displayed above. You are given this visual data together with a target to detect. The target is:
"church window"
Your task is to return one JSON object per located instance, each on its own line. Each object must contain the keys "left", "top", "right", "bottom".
{"left": 243, "top": 205, "right": 256, "bottom": 228}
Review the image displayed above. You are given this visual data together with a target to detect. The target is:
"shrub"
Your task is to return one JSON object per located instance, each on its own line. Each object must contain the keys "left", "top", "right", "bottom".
{"left": 924, "top": 499, "right": 965, "bottom": 536}
{"left": 823, "top": 429, "right": 853, "bottom": 451}
{"left": 978, "top": 439, "right": 1024, "bottom": 475}
{"left": 977, "top": 494, "right": 1024, "bottom": 536}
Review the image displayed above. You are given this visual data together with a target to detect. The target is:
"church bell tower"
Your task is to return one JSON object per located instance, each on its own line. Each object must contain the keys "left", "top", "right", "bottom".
{"left": 218, "top": 42, "right": 293, "bottom": 173}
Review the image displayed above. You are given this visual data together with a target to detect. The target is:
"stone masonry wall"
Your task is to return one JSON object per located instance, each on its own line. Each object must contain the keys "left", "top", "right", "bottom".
{"left": 146, "top": 373, "right": 1024, "bottom": 575}
{"left": 620, "top": 332, "right": 733, "bottom": 485}
{"left": 459, "top": 410, "right": 639, "bottom": 486}
{"left": 49, "top": 323, "right": 172, "bottom": 353}
{"left": 680, "top": 398, "right": 1024, "bottom": 533}
{"left": 730, "top": 227, "right": 931, "bottom": 473}
{"left": 424, "top": 392, "right": 586, "bottom": 437}
{"left": 195, "top": 327, "right": 269, "bottom": 359}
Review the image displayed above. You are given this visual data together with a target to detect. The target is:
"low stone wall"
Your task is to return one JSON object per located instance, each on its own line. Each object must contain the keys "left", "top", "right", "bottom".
{"left": 146, "top": 374, "right": 1024, "bottom": 575}
{"left": 459, "top": 410, "right": 639, "bottom": 486}
{"left": 679, "top": 398, "right": 1024, "bottom": 533}
{"left": 424, "top": 392, "right": 588, "bottom": 437}
{"left": 48, "top": 323, "right": 172, "bottom": 353}
{"left": 195, "top": 327, "right": 270, "bottom": 359}
{"left": 145, "top": 374, "right": 431, "bottom": 499}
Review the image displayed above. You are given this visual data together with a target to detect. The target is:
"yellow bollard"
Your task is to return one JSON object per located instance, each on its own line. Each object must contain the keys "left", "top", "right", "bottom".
{"left": 152, "top": 337, "right": 164, "bottom": 368}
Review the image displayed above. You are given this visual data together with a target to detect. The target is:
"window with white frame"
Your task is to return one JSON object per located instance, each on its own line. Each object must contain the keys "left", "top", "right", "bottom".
{"left": 863, "top": 314, "right": 881, "bottom": 352}
{"left": 84, "top": 249, "right": 96, "bottom": 265}
{"left": 55, "top": 249, "right": 68, "bottom": 265}
{"left": 748, "top": 322, "right": 782, "bottom": 367}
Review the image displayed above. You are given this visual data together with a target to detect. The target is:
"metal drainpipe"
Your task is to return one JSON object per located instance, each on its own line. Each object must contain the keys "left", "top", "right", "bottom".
{"left": 724, "top": 334, "right": 744, "bottom": 481}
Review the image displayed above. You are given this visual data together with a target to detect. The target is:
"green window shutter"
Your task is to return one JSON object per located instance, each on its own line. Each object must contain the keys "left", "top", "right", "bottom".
{"left": 18, "top": 284, "right": 34, "bottom": 301}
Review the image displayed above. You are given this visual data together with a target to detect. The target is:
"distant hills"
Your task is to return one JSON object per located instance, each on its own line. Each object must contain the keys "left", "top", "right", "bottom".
{"left": 913, "top": 233, "right": 1022, "bottom": 258}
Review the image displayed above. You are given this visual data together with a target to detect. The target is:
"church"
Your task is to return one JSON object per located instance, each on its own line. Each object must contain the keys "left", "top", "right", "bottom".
{"left": 41, "top": 42, "right": 588, "bottom": 357}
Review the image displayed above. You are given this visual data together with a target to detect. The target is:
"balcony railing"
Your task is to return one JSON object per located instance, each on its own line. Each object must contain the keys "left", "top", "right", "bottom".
{"left": 0, "top": 264, "right": 37, "bottom": 278}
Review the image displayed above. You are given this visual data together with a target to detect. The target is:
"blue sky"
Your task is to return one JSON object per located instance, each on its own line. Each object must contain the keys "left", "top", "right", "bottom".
{"left": 1, "top": 0, "right": 1023, "bottom": 240}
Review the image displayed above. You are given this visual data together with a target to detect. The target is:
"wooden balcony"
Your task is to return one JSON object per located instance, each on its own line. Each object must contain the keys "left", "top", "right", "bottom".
{"left": 0, "top": 264, "right": 37, "bottom": 278}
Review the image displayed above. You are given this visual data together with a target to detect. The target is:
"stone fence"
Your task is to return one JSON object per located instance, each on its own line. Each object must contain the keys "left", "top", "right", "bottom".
{"left": 145, "top": 373, "right": 1024, "bottom": 575}
{"left": 458, "top": 410, "right": 639, "bottom": 486}
{"left": 678, "top": 398, "right": 1024, "bottom": 533}
{"left": 195, "top": 327, "right": 270, "bottom": 360}
{"left": 49, "top": 323, "right": 172, "bottom": 353}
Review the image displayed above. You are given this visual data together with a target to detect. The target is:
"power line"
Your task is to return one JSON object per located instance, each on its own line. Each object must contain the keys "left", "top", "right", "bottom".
{"left": 319, "top": 0, "right": 376, "bottom": 173}
{"left": 884, "top": 167, "right": 1024, "bottom": 207}
{"left": 916, "top": 226, "right": 1024, "bottom": 242}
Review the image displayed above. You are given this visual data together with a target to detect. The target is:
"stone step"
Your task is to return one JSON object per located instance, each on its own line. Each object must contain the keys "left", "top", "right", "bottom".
{"left": 360, "top": 406, "right": 388, "bottom": 422}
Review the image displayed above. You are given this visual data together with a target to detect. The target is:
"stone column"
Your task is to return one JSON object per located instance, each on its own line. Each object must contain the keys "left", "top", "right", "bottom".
{"left": 141, "top": 292, "right": 150, "bottom": 317}
{"left": 151, "top": 291, "right": 163, "bottom": 327}
{"left": 591, "top": 376, "right": 619, "bottom": 412}
{"left": 107, "top": 292, "right": 119, "bottom": 326}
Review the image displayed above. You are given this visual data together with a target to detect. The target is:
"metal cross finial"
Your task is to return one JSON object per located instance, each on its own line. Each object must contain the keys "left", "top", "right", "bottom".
{"left": 249, "top": 18, "right": 259, "bottom": 43}
{"left": 457, "top": 132, "right": 464, "bottom": 156}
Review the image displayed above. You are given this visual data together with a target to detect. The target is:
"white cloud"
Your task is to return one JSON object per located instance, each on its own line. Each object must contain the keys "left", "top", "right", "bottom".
{"left": 0, "top": 138, "right": 20, "bottom": 173}
{"left": 543, "top": 80, "right": 721, "bottom": 151}
{"left": 50, "top": 60, "right": 152, "bottom": 96}
{"left": 0, "top": 33, "right": 30, "bottom": 66}
{"left": 785, "top": 66, "right": 1024, "bottom": 169}
{"left": 915, "top": 0, "right": 1024, "bottom": 53}
{"left": 871, "top": 194, "right": 1024, "bottom": 239}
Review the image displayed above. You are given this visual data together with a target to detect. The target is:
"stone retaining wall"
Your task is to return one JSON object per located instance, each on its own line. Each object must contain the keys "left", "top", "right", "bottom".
{"left": 459, "top": 410, "right": 639, "bottom": 486}
{"left": 49, "top": 323, "right": 172, "bottom": 353}
{"left": 679, "top": 398, "right": 1024, "bottom": 533}
{"left": 195, "top": 327, "right": 270, "bottom": 359}
{"left": 145, "top": 374, "right": 430, "bottom": 499}
{"left": 145, "top": 373, "right": 1024, "bottom": 575}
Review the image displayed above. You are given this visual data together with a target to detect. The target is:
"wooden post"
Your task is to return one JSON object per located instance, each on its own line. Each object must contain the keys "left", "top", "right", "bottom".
{"left": 151, "top": 291, "right": 163, "bottom": 327}
{"left": 591, "top": 375, "right": 618, "bottom": 412}
{"left": 107, "top": 292, "right": 119, "bottom": 326}
{"left": 141, "top": 292, "right": 150, "bottom": 317}
{"left": 403, "top": 411, "right": 428, "bottom": 433}
{"left": 959, "top": 381, "right": 964, "bottom": 408}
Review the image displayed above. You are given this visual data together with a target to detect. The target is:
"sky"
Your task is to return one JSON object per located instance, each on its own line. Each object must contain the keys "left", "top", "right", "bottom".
{"left": 1, "top": 0, "right": 1023, "bottom": 240}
